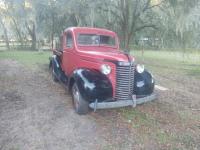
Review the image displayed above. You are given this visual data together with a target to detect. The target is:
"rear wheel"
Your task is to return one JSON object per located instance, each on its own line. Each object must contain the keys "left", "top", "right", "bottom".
{"left": 72, "top": 83, "right": 89, "bottom": 115}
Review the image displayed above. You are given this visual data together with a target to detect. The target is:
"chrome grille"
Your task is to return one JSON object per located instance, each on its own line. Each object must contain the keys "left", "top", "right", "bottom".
{"left": 115, "top": 64, "right": 135, "bottom": 100}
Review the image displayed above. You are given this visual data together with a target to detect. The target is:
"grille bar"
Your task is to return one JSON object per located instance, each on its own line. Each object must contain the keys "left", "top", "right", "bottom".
{"left": 115, "top": 63, "right": 135, "bottom": 100}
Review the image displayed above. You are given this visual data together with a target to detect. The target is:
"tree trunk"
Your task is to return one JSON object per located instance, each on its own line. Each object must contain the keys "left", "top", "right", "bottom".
{"left": 12, "top": 18, "right": 24, "bottom": 47}
{"left": 51, "top": 13, "right": 55, "bottom": 50}
{"left": 125, "top": 33, "right": 131, "bottom": 51}
{"left": 25, "top": 21, "right": 37, "bottom": 50}
{"left": 90, "top": 2, "right": 95, "bottom": 27}
{"left": 0, "top": 17, "right": 10, "bottom": 50}
{"left": 31, "top": 23, "right": 36, "bottom": 50}
{"left": 3, "top": 26, "right": 10, "bottom": 50}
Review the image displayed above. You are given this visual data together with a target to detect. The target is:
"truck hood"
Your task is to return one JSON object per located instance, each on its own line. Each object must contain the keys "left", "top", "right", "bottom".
{"left": 78, "top": 50, "right": 131, "bottom": 63}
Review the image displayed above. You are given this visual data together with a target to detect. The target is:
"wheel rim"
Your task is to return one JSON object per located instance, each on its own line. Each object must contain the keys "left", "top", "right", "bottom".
{"left": 72, "top": 85, "right": 80, "bottom": 110}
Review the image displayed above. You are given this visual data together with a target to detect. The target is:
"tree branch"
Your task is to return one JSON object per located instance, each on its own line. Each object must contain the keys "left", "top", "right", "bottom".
{"left": 25, "top": 21, "right": 33, "bottom": 36}
{"left": 142, "top": 0, "right": 151, "bottom": 12}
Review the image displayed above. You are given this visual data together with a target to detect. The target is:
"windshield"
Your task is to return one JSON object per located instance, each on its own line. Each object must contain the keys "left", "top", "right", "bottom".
{"left": 77, "top": 34, "right": 116, "bottom": 47}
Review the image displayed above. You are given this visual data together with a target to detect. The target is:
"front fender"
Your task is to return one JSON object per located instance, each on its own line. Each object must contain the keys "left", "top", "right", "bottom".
{"left": 71, "top": 69, "right": 113, "bottom": 102}
{"left": 50, "top": 55, "right": 61, "bottom": 75}
{"left": 134, "top": 69, "right": 155, "bottom": 97}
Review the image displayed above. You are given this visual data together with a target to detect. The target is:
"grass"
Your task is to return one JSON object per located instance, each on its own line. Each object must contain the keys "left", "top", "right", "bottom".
{"left": 1, "top": 49, "right": 199, "bottom": 75}
{"left": 119, "top": 107, "right": 195, "bottom": 148}
{"left": 120, "top": 108, "right": 173, "bottom": 143}
{"left": 132, "top": 50, "right": 200, "bottom": 77}
{"left": 0, "top": 50, "right": 51, "bottom": 69}
{"left": 178, "top": 109, "right": 200, "bottom": 124}
{"left": 132, "top": 50, "right": 200, "bottom": 64}
{"left": 120, "top": 108, "right": 157, "bottom": 129}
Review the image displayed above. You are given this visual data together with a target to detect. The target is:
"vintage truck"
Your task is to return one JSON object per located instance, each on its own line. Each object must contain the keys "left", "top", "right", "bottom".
{"left": 49, "top": 27, "right": 156, "bottom": 114}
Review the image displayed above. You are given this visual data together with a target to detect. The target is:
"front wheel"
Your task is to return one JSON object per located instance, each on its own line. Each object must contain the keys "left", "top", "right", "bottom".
{"left": 72, "top": 83, "right": 89, "bottom": 115}
{"left": 50, "top": 64, "right": 58, "bottom": 82}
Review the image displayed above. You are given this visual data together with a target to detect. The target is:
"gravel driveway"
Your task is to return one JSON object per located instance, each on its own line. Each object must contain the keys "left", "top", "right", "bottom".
{"left": 1, "top": 59, "right": 199, "bottom": 150}
{"left": 0, "top": 60, "right": 125, "bottom": 150}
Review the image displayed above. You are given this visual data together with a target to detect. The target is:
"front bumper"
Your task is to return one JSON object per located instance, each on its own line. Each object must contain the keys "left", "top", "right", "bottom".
{"left": 89, "top": 93, "right": 157, "bottom": 110}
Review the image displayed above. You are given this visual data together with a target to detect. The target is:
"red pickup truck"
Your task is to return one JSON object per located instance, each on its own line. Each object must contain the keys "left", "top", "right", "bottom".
{"left": 49, "top": 27, "right": 156, "bottom": 114}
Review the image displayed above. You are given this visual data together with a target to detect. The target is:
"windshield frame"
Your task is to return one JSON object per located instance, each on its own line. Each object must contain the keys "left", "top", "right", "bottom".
{"left": 76, "top": 33, "right": 117, "bottom": 48}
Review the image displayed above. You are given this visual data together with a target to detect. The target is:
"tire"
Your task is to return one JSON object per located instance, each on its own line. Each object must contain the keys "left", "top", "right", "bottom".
{"left": 71, "top": 83, "right": 89, "bottom": 115}
{"left": 50, "top": 65, "right": 59, "bottom": 82}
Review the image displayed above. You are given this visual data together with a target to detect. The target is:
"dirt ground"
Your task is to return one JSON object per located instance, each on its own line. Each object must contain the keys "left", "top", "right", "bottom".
{"left": 0, "top": 59, "right": 199, "bottom": 150}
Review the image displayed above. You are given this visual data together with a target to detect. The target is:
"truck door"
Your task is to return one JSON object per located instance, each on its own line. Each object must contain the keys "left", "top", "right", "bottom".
{"left": 62, "top": 31, "right": 74, "bottom": 76}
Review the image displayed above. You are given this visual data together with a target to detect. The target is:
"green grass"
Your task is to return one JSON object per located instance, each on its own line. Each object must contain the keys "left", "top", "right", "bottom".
{"left": 132, "top": 50, "right": 200, "bottom": 64}
{"left": 120, "top": 108, "right": 157, "bottom": 129}
{"left": 154, "top": 130, "right": 177, "bottom": 145}
{"left": 1, "top": 49, "right": 199, "bottom": 74}
{"left": 132, "top": 50, "right": 200, "bottom": 77}
{"left": 120, "top": 108, "right": 188, "bottom": 148}
{"left": 0, "top": 50, "right": 51, "bottom": 69}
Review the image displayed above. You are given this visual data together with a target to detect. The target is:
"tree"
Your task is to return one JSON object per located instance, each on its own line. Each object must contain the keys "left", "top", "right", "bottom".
{"left": 98, "top": 0, "right": 165, "bottom": 50}
{"left": 1, "top": 0, "right": 199, "bottom": 51}
{"left": 0, "top": 15, "right": 10, "bottom": 50}
{"left": 0, "top": 1, "right": 10, "bottom": 50}
{"left": 25, "top": 20, "right": 36, "bottom": 50}
{"left": 23, "top": 0, "right": 37, "bottom": 50}
{"left": 155, "top": 0, "right": 199, "bottom": 49}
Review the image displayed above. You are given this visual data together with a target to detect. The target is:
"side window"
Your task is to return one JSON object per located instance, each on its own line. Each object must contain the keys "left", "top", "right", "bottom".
{"left": 66, "top": 32, "right": 73, "bottom": 48}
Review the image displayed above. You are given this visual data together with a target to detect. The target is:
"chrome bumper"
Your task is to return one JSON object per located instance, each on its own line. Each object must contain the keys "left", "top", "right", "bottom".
{"left": 89, "top": 94, "right": 157, "bottom": 110}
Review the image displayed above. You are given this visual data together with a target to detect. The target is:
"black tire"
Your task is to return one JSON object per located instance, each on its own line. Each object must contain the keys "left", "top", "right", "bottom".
{"left": 71, "top": 83, "right": 89, "bottom": 115}
{"left": 50, "top": 65, "right": 59, "bottom": 82}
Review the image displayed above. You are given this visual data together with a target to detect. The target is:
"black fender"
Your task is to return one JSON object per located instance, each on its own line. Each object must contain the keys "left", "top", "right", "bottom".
{"left": 50, "top": 55, "right": 68, "bottom": 84}
{"left": 134, "top": 69, "right": 155, "bottom": 97}
{"left": 50, "top": 55, "right": 61, "bottom": 75}
{"left": 70, "top": 69, "right": 113, "bottom": 103}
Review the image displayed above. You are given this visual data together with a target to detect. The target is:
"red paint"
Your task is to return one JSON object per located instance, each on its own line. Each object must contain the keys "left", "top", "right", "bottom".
{"left": 56, "top": 27, "right": 134, "bottom": 97}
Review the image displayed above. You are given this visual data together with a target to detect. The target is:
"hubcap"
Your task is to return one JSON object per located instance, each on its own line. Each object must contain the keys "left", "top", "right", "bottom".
{"left": 72, "top": 85, "right": 80, "bottom": 109}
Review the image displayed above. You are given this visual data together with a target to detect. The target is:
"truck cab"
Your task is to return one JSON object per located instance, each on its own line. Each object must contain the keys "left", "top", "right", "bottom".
{"left": 50, "top": 27, "right": 156, "bottom": 115}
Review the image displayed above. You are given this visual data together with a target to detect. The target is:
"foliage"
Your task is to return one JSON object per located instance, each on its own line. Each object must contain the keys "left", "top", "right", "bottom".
{"left": 0, "top": 0, "right": 199, "bottom": 50}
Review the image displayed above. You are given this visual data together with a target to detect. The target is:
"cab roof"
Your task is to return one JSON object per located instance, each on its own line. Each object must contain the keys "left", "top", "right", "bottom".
{"left": 64, "top": 27, "right": 117, "bottom": 37}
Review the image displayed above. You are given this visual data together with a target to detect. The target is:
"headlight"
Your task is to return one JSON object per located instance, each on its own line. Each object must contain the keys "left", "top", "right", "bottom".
{"left": 100, "top": 64, "right": 111, "bottom": 75}
{"left": 136, "top": 64, "right": 144, "bottom": 73}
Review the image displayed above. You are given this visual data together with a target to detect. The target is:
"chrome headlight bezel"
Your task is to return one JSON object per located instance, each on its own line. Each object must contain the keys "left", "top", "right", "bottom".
{"left": 100, "top": 64, "right": 112, "bottom": 75}
{"left": 136, "top": 64, "right": 145, "bottom": 73}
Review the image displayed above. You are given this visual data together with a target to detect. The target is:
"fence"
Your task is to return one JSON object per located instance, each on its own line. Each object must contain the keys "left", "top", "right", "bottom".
{"left": 0, "top": 40, "right": 51, "bottom": 51}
